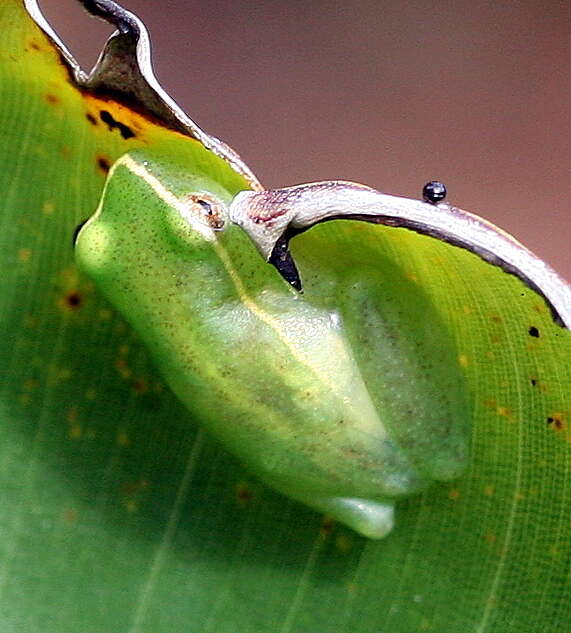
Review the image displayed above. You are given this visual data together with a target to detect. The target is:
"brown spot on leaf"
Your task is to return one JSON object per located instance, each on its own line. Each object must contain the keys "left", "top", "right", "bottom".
{"left": 132, "top": 378, "right": 149, "bottom": 395}
{"left": 23, "top": 378, "right": 38, "bottom": 392}
{"left": 99, "top": 109, "right": 136, "bottom": 139}
{"left": 18, "top": 248, "right": 31, "bottom": 262}
{"left": 115, "top": 357, "right": 132, "bottom": 380}
{"left": 496, "top": 406, "right": 514, "bottom": 420}
{"left": 235, "top": 482, "right": 253, "bottom": 506}
{"left": 121, "top": 479, "right": 149, "bottom": 497}
{"left": 45, "top": 93, "right": 60, "bottom": 105}
{"left": 62, "top": 508, "right": 79, "bottom": 524}
{"left": 66, "top": 407, "right": 82, "bottom": 439}
{"left": 97, "top": 155, "right": 111, "bottom": 174}
{"left": 320, "top": 516, "right": 335, "bottom": 537}
{"left": 62, "top": 290, "right": 83, "bottom": 310}
{"left": 116, "top": 431, "right": 130, "bottom": 447}
{"left": 546, "top": 413, "right": 565, "bottom": 432}
{"left": 85, "top": 112, "right": 98, "bottom": 126}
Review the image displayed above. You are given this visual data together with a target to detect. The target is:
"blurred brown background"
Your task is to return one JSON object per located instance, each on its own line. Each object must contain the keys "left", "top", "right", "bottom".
{"left": 42, "top": 0, "right": 570, "bottom": 279}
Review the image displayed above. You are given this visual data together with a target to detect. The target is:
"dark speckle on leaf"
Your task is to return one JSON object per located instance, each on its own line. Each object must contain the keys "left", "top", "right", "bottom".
{"left": 99, "top": 110, "right": 135, "bottom": 139}
{"left": 320, "top": 516, "right": 335, "bottom": 537}
{"left": 97, "top": 156, "right": 111, "bottom": 174}
{"left": 235, "top": 483, "right": 253, "bottom": 506}
{"left": 86, "top": 113, "right": 98, "bottom": 126}
{"left": 64, "top": 291, "right": 82, "bottom": 310}
{"left": 45, "top": 93, "right": 60, "bottom": 105}
{"left": 528, "top": 326, "right": 540, "bottom": 338}
{"left": 546, "top": 416, "right": 564, "bottom": 431}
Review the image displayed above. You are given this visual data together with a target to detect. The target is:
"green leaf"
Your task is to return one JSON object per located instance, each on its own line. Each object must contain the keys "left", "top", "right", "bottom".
{"left": 1, "top": 2, "right": 569, "bottom": 632}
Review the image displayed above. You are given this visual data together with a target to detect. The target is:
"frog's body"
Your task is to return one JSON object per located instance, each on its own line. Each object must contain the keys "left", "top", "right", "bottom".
{"left": 76, "top": 150, "right": 469, "bottom": 538}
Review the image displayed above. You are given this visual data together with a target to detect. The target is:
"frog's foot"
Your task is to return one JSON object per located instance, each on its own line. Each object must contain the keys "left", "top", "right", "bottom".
{"left": 302, "top": 495, "right": 395, "bottom": 539}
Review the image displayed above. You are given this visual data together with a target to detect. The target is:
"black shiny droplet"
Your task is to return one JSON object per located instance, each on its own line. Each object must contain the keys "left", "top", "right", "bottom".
{"left": 422, "top": 181, "right": 447, "bottom": 204}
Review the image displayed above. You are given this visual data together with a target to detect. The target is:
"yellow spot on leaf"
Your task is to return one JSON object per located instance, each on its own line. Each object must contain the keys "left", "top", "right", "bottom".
{"left": 68, "top": 424, "right": 82, "bottom": 440}
{"left": 62, "top": 509, "right": 78, "bottom": 524}
{"left": 549, "top": 544, "right": 560, "bottom": 557}
{"left": 496, "top": 406, "right": 513, "bottom": 420}
{"left": 85, "top": 388, "right": 97, "bottom": 401}
{"left": 23, "top": 378, "right": 38, "bottom": 392}
{"left": 115, "top": 358, "right": 132, "bottom": 379}
{"left": 448, "top": 488, "right": 460, "bottom": 501}
{"left": 56, "top": 368, "right": 72, "bottom": 382}
{"left": 67, "top": 407, "right": 82, "bottom": 439}
{"left": 125, "top": 500, "right": 138, "bottom": 513}
{"left": 18, "top": 248, "right": 31, "bottom": 262}
{"left": 23, "top": 315, "right": 38, "bottom": 328}
{"left": 42, "top": 201, "right": 55, "bottom": 215}
{"left": 335, "top": 534, "right": 352, "bottom": 553}
{"left": 483, "top": 485, "right": 495, "bottom": 497}
{"left": 458, "top": 354, "right": 469, "bottom": 368}
{"left": 116, "top": 431, "right": 130, "bottom": 447}
{"left": 484, "top": 532, "right": 497, "bottom": 545}
{"left": 420, "top": 618, "right": 432, "bottom": 631}
{"left": 347, "top": 582, "right": 358, "bottom": 596}
{"left": 99, "top": 309, "right": 113, "bottom": 320}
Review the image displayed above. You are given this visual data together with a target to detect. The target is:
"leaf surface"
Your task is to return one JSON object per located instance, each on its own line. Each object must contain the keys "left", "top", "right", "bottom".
{"left": 0, "top": 2, "right": 569, "bottom": 632}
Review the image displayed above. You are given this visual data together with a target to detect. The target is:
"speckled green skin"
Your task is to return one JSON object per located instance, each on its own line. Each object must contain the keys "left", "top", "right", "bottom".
{"left": 75, "top": 149, "right": 469, "bottom": 538}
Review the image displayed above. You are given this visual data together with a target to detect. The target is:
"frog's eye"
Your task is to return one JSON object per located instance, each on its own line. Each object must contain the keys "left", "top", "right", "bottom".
{"left": 184, "top": 193, "right": 227, "bottom": 230}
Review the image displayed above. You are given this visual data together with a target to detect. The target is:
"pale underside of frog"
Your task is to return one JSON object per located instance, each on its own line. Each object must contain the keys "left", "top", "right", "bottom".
{"left": 28, "top": 0, "right": 571, "bottom": 538}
